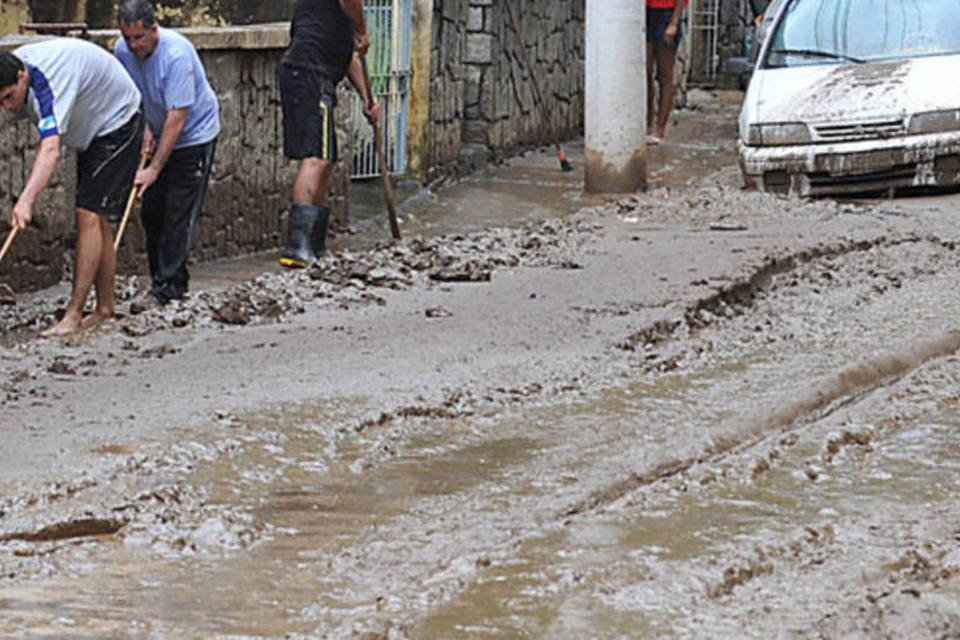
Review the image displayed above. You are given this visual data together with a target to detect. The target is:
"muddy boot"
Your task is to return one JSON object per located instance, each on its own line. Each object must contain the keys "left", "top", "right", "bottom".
{"left": 310, "top": 205, "right": 331, "bottom": 258}
{"left": 279, "top": 203, "right": 319, "bottom": 269}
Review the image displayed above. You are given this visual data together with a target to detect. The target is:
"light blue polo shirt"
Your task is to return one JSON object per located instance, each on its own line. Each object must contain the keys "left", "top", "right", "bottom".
{"left": 114, "top": 27, "right": 220, "bottom": 148}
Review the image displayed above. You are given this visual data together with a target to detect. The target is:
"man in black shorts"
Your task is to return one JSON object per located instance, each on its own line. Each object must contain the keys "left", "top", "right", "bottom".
{"left": 278, "top": 0, "right": 380, "bottom": 268}
{"left": 0, "top": 39, "right": 143, "bottom": 336}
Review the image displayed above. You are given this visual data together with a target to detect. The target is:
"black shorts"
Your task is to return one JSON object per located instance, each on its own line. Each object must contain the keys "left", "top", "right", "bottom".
{"left": 279, "top": 63, "right": 340, "bottom": 161}
{"left": 76, "top": 110, "right": 144, "bottom": 221}
{"left": 646, "top": 8, "right": 684, "bottom": 50}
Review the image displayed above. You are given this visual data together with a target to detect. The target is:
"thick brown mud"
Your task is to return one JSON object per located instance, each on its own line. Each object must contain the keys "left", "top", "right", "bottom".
{"left": 3, "top": 93, "right": 960, "bottom": 637}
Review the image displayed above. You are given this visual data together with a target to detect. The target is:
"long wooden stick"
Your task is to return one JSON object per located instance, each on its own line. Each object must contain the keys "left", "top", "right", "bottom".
{"left": 114, "top": 154, "right": 148, "bottom": 251}
{"left": 360, "top": 53, "right": 402, "bottom": 240}
{"left": 0, "top": 226, "right": 19, "bottom": 265}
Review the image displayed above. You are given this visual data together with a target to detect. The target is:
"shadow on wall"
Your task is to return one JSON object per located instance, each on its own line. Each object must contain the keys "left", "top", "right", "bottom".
{"left": 84, "top": 0, "right": 299, "bottom": 27}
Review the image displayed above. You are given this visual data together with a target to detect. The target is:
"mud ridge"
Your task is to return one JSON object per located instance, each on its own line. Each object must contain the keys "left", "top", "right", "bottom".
{"left": 617, "top": 234, "right": 926, "bottom": 352}
{"left": 564, "top": 329, "right": 960, "bottom": 518}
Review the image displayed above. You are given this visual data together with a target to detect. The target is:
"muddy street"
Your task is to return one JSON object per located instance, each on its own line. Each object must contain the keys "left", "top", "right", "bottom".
{"left": 2, "top": 94, "right": 960, "bottom": 638}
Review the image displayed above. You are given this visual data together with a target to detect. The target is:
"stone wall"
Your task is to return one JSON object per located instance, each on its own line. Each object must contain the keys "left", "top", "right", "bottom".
{"left": 718, "top": 0, "right": 751, "bottom": 69}
{"left": 427, "top": 0, "right": 585, "bottom": 180}
{"left": 0, "top": 109, "right": 75, "bottom": 291}
{"left": 0, "top": 26, "right": 351, "bottom": 292}
{"left": 463, "top": 0, "right": 583, "bottom": 152}
{"left": 427, "top": 0, "right": 468, "bottom": 182}
{"left": 0, "top": 1, "right": 30, "bottom": 37}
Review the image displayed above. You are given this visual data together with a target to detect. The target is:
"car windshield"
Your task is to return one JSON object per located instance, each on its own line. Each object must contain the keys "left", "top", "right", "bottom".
{"left": 765, "top": 0, "right": 960, "bottom": 68}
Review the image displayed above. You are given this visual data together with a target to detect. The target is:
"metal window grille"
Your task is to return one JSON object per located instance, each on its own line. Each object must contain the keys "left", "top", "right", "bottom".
{"left": 350, "top": 0, "right": 412, "bottom": 178}
{"left": 688, "top": 0, "right": 720, "bottom": 85}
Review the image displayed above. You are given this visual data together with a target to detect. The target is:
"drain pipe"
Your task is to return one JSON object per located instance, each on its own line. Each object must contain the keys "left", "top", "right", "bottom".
{"left": 585, "top": 0, "right": 647, "bottom": 193}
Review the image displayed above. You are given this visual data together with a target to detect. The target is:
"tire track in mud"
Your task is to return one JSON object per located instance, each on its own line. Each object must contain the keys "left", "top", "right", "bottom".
{"left": 275, "top": 230, "right": 960, "bottom": 634}
{"left": 635, "top": 361, "right": 960, "bottom": 638}
{"left": 418, "top": 350, "right": 960, "bottom": 638}
{"left": 616, "top": 233, "right": 943, "bottom": 352}
{"left": 322, "top": 228, "right": 956, "bottom": 633}
{"left": 564, "top": 232, "right": 960, "bottom": 516}
{"left": 565, "top": 329, "right": 960, "bottom": 518}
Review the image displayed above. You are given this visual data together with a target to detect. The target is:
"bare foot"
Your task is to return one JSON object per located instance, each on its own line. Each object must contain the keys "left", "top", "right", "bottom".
{"left": 40, "top": 312, "right": 83, "bottom": 338}
{"left": 80, "top": 310, "right": 114, "bottom": 332}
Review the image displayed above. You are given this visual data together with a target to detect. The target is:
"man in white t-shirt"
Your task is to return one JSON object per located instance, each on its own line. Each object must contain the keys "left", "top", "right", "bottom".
{"left": 0, "top": 38, "right": 143, "bottom": 336}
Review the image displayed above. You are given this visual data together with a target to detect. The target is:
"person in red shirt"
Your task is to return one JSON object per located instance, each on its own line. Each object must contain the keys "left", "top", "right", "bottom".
{"left": 646, "top": 0, "right": 687, "bottom": 145}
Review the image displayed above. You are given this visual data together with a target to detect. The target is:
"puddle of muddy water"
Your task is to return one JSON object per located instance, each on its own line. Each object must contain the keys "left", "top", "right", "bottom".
{"left": 419, "top": 389, "right": 960, "bottom": 639}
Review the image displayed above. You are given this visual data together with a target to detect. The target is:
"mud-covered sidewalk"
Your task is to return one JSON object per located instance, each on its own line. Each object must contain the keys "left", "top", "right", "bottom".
{"left": 2, "top": 92, "right": 960, "bottom": 638}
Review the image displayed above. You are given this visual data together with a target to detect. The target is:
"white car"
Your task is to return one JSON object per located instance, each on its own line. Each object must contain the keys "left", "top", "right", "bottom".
{"left": 738, "top": 0, "right": 960, "bottom": 196}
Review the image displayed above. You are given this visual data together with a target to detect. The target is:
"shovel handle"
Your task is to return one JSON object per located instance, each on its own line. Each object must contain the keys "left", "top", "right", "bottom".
{"left": 114, "top": 154, "right": 149, "bottom": 252}
{"left": 0, "top": 226, "right": 19, "bottom": 266}
{"left": 359, "top": 54, "right": 402, "bottom": 241}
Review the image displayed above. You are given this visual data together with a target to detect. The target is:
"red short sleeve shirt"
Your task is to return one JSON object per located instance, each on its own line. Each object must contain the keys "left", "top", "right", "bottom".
{"left": 647, "top": 0, "right": 688, "bottom": 8}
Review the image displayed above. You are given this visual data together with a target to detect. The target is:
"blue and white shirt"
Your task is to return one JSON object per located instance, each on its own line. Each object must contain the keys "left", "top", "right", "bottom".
{"left": 114, "top": 27, "right": 220, "bottom": 148}
{"left": 15, "top": 38, "right": 141, "bottom": 151}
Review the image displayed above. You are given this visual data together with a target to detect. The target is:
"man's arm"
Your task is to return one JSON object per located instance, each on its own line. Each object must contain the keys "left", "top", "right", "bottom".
{"left": 136, "top": 108, "right": 188, "bottom": 196}
{"left": 346, "top": 55, "right": 380, "bottom": 126}
{"left": 11, "top": 135, "right": 60, "bottom": 230}
{"left": 340, "top": 0, "right": 370, "bottom": 55}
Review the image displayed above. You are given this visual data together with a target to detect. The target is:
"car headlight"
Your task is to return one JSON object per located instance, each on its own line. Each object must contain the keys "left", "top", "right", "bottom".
{"left": 908, "top": 110, "right": 960, "bottom": 135}
{"left": 744, "top": 123, "right": 811, "bottom": 146}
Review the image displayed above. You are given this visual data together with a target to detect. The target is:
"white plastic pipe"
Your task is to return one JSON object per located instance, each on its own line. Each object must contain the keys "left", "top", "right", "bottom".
{"left": 585, "top": 0, "right": 647, "bottom": 193}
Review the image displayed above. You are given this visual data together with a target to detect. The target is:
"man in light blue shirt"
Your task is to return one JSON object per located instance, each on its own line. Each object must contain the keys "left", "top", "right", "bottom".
{"left": 115, "top": 0, "right": 220, "bottom": 308}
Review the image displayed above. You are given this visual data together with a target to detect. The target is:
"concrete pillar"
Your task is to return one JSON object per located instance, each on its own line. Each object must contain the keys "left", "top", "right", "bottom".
{"left": 585, "top": 0, "right": 646, "bottom": 193}
{"left": 407, "top": 0, "right": 434, "bottom": 180}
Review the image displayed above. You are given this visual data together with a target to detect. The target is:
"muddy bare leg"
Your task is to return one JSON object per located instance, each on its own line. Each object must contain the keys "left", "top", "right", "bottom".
{"left": 293, "top": 157, "right": 335, "bottom": 208}
{"left": 81, "top": 216, "right": 117, "bottom": 331}
{"left": 42, "top": 207, "right": 103, "bottom": 337}
{"left": 654, "top": 46, "right": 678, "bottom": 141}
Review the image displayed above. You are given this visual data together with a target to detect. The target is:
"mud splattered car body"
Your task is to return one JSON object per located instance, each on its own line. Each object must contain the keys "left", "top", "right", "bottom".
{"left": 738, "top": 0, "right": 960, "bottom": 196}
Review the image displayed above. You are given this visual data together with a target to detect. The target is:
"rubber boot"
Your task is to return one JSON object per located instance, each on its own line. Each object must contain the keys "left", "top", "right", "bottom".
{"left": 310, "top": 205, "right": 331, "bottom": 257}
{"left": 279, "top": 203, "right": 319, "bottom": 269}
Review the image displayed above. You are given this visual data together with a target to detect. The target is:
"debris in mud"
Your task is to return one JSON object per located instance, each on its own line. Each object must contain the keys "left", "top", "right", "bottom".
{"left": 428, "top": 262, "right": 492, "bottom": 282}
{"left": 47, "top": 358, "right": 77, "bottom": 376}
{"left": 0, "top": 284, "right": 15, "bottom": 305}
{"left": 0, "top": 218, "right": 586, "bottom": 342}
{"left": 425, "top": 305, "right": 453, "bottom": 318}
{"left": 213, "top": 300, "right": 251, "bottom": 325}
{"left": 822, "top": 428, "right": 874, "bottom": 464}
{"left": 140, "top": 344, "right": 180, "bottom": 359}
{"left": 117, "top": 481, "right": 263, "bottom": 555}
{"left": 709, "top": 221, "right": 748, "bottom": 232}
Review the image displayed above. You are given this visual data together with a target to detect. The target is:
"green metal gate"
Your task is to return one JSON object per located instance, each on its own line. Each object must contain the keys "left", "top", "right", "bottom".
{"left": 350, "top": 0, "right": 412, "bottom": 178}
